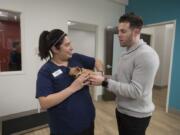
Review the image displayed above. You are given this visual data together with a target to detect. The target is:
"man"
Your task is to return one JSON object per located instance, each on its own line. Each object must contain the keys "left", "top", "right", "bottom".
{"left": 9, "top": 41, "right": 21, "bottom": 71}
{"left": 89, "top": 12, "right": 159, "bottom": 135}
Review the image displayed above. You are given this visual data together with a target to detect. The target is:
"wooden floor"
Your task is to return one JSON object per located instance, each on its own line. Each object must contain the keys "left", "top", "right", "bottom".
{"left": 153, "top": 87, "right": 167, "bottom": 111}
{"left": 21, "top": 88, "right": 180, "bottom": 135}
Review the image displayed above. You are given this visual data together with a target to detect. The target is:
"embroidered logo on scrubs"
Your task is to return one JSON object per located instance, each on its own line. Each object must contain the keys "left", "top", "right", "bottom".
{"left": 52, "top": 69, "right": 63, "bottom": 77}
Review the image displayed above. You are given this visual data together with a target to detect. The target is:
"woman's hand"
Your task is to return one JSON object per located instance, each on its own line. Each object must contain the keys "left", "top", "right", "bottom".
{"left": 70, "top": 72, "right": 90, "bottom": 92}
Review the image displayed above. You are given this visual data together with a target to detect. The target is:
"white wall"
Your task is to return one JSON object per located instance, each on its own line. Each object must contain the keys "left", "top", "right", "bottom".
{"left": 68, "top": 29, "right": 96, "bottom": 57}
{"left": 0, "top": 0, "right": 125, "bottom": 117}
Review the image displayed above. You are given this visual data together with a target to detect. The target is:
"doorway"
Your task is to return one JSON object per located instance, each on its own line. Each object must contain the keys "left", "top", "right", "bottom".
{"left": 142, "top": 21, "right": 176, "bottom": 112}
{"left": 67, "top": 21, "right": 98, "bottom": 100}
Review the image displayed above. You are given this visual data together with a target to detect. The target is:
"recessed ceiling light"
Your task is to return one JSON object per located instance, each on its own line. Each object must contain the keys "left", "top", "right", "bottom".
{"left": 0, "top": 11, "right": 8, "bottom": 17}
{"left": 67, "top": 21, "right": 76, "bottom": 26}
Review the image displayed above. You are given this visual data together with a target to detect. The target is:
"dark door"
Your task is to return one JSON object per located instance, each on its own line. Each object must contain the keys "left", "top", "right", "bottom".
{"left": 140, "top": 33, "right": 151, "bottom": 46}
{"left": 102, "top": 26, "right": 118, "bottom": 101}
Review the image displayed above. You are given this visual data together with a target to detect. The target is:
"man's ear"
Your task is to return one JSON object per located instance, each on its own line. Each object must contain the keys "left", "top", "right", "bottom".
{"left": 134, "top": 28, "right": 141, "bottom": 35}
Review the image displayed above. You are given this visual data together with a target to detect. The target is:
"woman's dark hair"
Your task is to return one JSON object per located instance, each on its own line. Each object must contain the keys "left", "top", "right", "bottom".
{"left": 119, "top": 12, "right": 143, "bottom": 29}
{"left": 38, "top": 29, "right": 67, "bottom": 60}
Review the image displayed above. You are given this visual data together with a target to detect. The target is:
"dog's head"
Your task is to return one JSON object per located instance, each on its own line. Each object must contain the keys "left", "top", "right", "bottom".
{"left": 69, "top": 67, "right": 94, "bottom": 78}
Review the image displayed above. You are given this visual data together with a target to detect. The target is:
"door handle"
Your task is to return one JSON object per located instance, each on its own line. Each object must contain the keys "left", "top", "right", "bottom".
{"left": 106, "top": 64, "right": 112, "bottom": 69}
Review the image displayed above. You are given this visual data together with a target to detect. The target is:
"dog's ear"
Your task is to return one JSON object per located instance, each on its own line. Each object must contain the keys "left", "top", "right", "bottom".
{"left": 69, "top": 67, "right": 82, "bottom": 78}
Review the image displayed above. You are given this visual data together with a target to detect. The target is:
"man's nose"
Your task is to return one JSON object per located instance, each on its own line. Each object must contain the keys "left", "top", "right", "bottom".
{"left": 118, "top": 33, "right": 121, "bottom": 39}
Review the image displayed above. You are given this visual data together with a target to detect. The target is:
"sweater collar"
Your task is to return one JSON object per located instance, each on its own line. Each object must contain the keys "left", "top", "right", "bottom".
{"left": 125, "top": 39, "right": 144, "bottom": 54}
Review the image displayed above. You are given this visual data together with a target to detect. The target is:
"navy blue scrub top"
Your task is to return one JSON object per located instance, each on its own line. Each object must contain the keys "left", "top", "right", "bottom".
{"left": 36, "top": 53, "right": 95, "bottom": 135}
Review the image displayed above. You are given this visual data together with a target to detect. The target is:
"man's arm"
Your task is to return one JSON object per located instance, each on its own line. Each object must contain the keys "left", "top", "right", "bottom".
{"left": 107, "top": 52, "right": 159, "bottom": 99}
{"left": 90, "top": 52, "right": 159, "bottom": 99}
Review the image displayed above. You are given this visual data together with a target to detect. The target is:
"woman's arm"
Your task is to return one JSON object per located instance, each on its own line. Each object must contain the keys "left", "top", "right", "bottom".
{"left": 38, "top": 73, "right": 90, "bottom": 110}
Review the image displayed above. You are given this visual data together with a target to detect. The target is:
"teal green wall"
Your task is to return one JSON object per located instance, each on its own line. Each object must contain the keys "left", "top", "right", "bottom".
{"left": 126, "top": 0, "right": 180, "bottom": 110}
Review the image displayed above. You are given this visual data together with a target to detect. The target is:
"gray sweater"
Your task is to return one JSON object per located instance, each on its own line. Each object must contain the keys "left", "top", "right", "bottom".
{"left": 107, "top": 39, "right": 159, "bottom": 118}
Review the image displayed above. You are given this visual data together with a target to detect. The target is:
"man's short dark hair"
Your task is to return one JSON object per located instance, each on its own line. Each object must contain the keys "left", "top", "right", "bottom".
{"left": 119, "top": 12, "right": 143, "bottom": 29}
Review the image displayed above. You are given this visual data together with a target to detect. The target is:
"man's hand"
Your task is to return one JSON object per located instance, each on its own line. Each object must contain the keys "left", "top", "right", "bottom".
{"left": 89, "top": 74, "right": 105, "bottom": 86}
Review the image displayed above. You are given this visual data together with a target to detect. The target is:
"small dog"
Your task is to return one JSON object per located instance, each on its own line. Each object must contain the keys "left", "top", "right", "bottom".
{"left": 69, "top": 67, "right": 94, "bottom": 78}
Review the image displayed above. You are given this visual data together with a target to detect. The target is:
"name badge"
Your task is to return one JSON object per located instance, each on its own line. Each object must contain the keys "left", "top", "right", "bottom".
{"left": 52, "top": 69, "right": 63, "bottom": 77}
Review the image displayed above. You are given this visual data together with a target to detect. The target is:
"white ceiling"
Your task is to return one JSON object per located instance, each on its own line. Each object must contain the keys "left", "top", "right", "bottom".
{"left": 68, "top": 21, "right": 97, "bottom": 32}
{"left": 108, "top": 0, "right": 128, "bottom": 5}
{"left": 0, "top": 0, "right": 128, "bottom": 22}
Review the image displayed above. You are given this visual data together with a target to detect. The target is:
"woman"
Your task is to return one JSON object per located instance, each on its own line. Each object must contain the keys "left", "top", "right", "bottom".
{"left": 36, "top": 29, "right": 103, "bottom": 135}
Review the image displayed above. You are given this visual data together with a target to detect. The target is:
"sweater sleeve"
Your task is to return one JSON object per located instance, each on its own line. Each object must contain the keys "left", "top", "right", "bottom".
{"left": 108, "top": 51, "right": 159, "bottom": 99}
